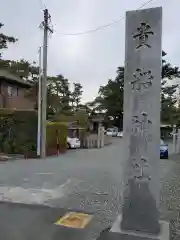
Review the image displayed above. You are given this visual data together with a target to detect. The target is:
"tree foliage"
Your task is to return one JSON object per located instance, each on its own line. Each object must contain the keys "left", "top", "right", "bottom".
{"left": 90, "top": 51, "right": 180, "bottom": 127}
{"left": 71, "top": 83, "right": 83, "bottom": 111}
{"left": 0, "top": 58, "right": 83, "bottom": 117}
{"left": 0, "top": 23, "right": 17, "bottom": 58}
{"left": 47, "top": 75, "right": 71, "bottom": 114}
{"left": 0, "top": 23, "right": 84, "bottom": 116}
{"left": 161, "top": 51, "right": 180, "bottom": 124}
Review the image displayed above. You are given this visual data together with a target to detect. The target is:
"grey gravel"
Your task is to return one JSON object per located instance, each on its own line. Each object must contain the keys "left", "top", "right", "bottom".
{"left": 160, "top": 154, "right": 180, "bottom": 240}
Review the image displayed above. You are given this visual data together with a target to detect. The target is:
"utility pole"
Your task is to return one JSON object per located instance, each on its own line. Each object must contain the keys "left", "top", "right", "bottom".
{"left": 178, "top": 84, "right": 180, "bottom": 108}
{"left": 37, "top": 47, "right": 42, "bottom": 156}
{"left": 40, "top": 9, "right": 53, "bottom": 158}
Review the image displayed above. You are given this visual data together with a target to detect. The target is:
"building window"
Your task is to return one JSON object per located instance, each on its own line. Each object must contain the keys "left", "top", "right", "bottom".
{"left": 7, "top": 86, "right": 12, "bottom": 96}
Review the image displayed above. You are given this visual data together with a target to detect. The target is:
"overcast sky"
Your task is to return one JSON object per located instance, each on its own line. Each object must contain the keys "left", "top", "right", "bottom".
{"left": 0, "top": 0, "right": 179, "bottom": 102}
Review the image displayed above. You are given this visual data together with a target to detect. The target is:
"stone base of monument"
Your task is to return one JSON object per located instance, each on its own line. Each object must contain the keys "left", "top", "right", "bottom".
{"left": 108, "top": 214, "right": 170, "bottom": 240}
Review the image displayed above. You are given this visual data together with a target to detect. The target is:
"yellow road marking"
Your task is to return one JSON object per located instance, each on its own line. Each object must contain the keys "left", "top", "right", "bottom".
{"left": 55, "top": 212, "right": 93, "bottom": 229}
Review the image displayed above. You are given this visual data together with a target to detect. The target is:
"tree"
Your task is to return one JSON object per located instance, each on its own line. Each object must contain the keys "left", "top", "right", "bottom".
{"left": 6, "top": 59, "right": 39, "bottom": 82}
{"left": 0, "top": 42, "right": 83, "bottom": 116}
{"left": 57, "top": 75, "right": 71, "bottom": 112}
{"left": 0, "top": 58, "right": 39, "bottom": 109}
{"left": 0, "top": 59, "right": 11, "bottom": 68}
{"left": 91, "top": 67, "right": 124, "bottom": 128}
{"left": 71, "top": 83, "right": 83, "bottom": 111}
{"left": 7, "top": 59, "right": 40, "bottom": 109}
{"left": 0, "top": 23, "right": 17, "bottom": 58}
{"left": 161, "top": 51, "right": 180, "bottom": 124}
{"left": 91, "top": 51, "right": 180, "bottom": 128}
{"left": 47, "top": 75, "right": 71, "bottom": 114}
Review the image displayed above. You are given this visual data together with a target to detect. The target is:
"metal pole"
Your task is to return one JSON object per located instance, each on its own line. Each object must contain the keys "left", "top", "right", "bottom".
{"left": 173, "top": 125, "right": 177, "bottom": 154}
{"left": 177, "top": 129, "right": 180, "bottom": 154}
{"left": 178, "top": 84, "right": 180, "bottom": 108}
{"left": 37, "top": 47, "right": 42, "bottom": 156}
{"left": 41, "top": 9, "right": 48, "bottom": 158}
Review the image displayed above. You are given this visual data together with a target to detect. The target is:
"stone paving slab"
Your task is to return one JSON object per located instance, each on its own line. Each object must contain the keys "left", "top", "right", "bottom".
{"left": 0, "top": 201, "right": 95, "bottom": 240}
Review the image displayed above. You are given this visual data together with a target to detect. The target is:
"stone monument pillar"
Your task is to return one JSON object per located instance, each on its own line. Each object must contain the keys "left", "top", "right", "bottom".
{"left": 110, "top": 7, "right": 169, "bottom": 240}
{"left": 121, "top": 6, "right": 162, "bottom": 234}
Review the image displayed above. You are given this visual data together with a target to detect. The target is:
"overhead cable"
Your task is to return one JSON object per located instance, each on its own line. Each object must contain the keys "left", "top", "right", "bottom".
{"left": 57, "top": 0, "right": 156, "bottom": 36}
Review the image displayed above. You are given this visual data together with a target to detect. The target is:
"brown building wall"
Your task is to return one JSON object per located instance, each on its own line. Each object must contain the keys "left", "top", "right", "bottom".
{"left": 0, "top": 80, "right": 35, "bottom": 110}
{"left": 0, "top": 94, "right": 3, "bottom": 108}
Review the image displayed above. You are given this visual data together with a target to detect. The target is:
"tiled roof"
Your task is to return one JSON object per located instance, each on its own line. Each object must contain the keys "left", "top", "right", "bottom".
{"left": 0, "top": 69, "right": 32, "bottom": 87}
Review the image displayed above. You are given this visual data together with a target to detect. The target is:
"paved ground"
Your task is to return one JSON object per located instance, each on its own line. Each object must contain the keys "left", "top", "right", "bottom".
{"left": 0, "top": 138, "right": 178, "bottom": 239}
{"left": 0, "top": 202, "right": 92, "bottom": 240}
{"left": 160, "top": 154, "right": 180, "bottom": 240}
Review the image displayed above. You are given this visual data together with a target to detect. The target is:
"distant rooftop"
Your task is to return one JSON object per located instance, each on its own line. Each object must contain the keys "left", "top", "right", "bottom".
{"left": 0, "top": 69, "right": 32, "bottom": 87}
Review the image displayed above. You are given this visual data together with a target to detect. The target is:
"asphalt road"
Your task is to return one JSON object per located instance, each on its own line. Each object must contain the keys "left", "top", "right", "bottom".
{"left": 0, "top": 138, "right": 175, "bottom": 239}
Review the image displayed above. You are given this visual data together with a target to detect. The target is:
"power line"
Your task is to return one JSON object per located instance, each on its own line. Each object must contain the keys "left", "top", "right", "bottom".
{"left": 57, "top": 0, "right": 156, "bottom": 36}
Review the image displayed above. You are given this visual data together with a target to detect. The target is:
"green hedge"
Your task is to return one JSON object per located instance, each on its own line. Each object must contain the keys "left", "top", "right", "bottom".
{"left": 53, "top": 110, "right": 89, "bottom": 129}
{"left": 0, "top": 109, "right": 37, "bottom": 154}
{"left": 0, "top": 109, "right": 68, "bottom": 155}
{"left": 47, "top": 122, "right": 68, "bottom": 151}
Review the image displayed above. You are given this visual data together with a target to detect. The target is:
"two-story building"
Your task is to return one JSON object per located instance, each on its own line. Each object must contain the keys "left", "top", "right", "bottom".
{"left": 0, "top": 69, "right": 35, "bottom": 109}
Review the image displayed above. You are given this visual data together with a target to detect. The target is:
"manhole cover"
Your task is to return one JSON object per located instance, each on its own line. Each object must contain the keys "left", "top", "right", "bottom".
{"left": 55, "top": 212, "right": 93, "bottom": 229}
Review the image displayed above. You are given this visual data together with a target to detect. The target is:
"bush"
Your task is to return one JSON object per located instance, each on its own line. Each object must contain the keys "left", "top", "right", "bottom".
{"left": 47, "top": 122, "right": 68, "bottom": 152}
{"left": 46, "top": 123, "right": 58, "bottom": 149}
{"left": 0, "top": 109, "right": 37, "bottom": 154}
{"left": 0, "top": 109, "right": 68, "bottom": 156}
{"left": 53, "top": 110, "right": 89, "bottom": 129}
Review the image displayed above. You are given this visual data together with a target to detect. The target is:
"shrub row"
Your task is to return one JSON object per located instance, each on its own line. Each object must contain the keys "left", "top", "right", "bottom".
{"left": 0, "top": 109, "right": 37, "bottom": 155}
{"left": 0, "top": 109, "right": 68, "bottom": 157}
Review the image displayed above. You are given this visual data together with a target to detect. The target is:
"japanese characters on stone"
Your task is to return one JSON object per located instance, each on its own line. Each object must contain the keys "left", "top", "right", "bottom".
{"left": 131, "top": 156, "right": 151, "bottom": 182}
{"left": 133, "top": 22, "right": 154, "bottom": 49}
{"left": 131, "top": 68, "right": 153, "bottom": 92}
{"left": 129, "top": 20, "right": 155, "bottom": 183}
{"left": 131, "top": 112, "right": 152, "bottom": 182}
{"left": 132, "top": 112, "right": 152, "bottom": 141}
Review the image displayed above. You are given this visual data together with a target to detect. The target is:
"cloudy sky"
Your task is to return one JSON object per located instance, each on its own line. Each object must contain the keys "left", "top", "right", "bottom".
{"left": 0, "top": 0, "right": 179, "bottom": 102}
